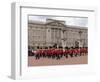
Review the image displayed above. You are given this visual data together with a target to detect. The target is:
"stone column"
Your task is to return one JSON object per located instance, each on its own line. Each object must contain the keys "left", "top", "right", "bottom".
{"left": 61, "top": 29, "right": 65, "bottom": 48}
{"left": 46, "top": 27, "right": 51, "bottom": 47}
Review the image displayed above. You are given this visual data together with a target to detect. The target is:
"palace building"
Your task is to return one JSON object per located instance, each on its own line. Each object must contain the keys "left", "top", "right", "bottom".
{"left": 28, "top": 19, "right": 88, "bottom": 49}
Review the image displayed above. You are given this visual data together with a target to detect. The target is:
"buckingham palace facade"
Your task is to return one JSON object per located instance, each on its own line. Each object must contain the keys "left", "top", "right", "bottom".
{"left": 28, "top": 19, "right": 88, "bottom": 49}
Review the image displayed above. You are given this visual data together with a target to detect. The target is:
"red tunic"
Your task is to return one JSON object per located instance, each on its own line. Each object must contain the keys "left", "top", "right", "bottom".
{"left": 68, "top": 49, "right": 73, "bottom": 54}
{"left": 77, "top": 49, "right": 81, "bottom": 54}
{"left": 65, "top": 49, "right": 68, "bottom": 54}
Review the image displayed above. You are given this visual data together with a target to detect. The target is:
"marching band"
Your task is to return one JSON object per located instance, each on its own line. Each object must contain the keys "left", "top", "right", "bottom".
{"left": 28, "top": 46, "right": 88, "bottom": 60}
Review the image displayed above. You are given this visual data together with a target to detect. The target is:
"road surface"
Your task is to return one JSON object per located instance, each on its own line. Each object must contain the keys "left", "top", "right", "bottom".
{"left": 28, "top": 55, "right": 88, "bottom": 66}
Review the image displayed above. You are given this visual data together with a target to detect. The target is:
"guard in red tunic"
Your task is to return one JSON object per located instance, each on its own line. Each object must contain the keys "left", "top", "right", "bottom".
{"left": 86, "top": 47, "right": 88, "bottom": 54}
{"left": 84, "top": 47, "right": 88, "bottom": 55}
{"left": 83, "top": 47, "right": 85, "bottom": 56}
{"left": 47, "top": 47, "right": 50, "bottom": 58}
{"left": 49, "top": 46, "right": 53, "bottom": 58}
{"left": 61, "top": 47, "right": 64, "bottom": 58}
{"left": 64, "top": 47, "right": 68, "bottom": 58}
{"left": 46, "top": 47, "right": 50, "bottom": 58}
{"left": 51, "top": 47, "right": 55, "bottom": 59}
{"left": 69, "top": 47, "right": 73, "bottom": 57}
{"left": 75, "top": 47, "right": 78, "bottom": 57}
{"left": 53, "top": 47, "right": 57, "bottom": 59}
{"left": 80, "top": 47, "right": 82, "bottom": 56}
{"left": 55, "top": 47, "right": 60, "bottom": 60}
{"left": 77, "top": 47, "right": 81, "bottom": 56}
{"left": 72, "top": 48, "right": 75, "bottom": 57}
{"left": 35, "top": 46, "right": 40, "bottom": 59}
{"left": 81, "top": 47, "right": 85, "bottom": 56}
{"left": 43, "top": 47, "right": 48, "bottom": 58}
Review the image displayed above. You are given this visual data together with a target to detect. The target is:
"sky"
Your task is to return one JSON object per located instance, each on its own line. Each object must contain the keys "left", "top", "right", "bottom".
{"left": 29, "top": 15, "right": 88, "bottom": 27}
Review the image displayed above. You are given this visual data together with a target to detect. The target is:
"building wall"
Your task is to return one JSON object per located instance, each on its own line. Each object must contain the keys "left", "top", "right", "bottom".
{"left": 28, "top": 19, "right": 88, "bottom": 49}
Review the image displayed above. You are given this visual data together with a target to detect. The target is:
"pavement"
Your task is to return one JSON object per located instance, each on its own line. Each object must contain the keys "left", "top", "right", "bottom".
{"left": 28, "top": 55, "right": 88, "bottom": 66}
